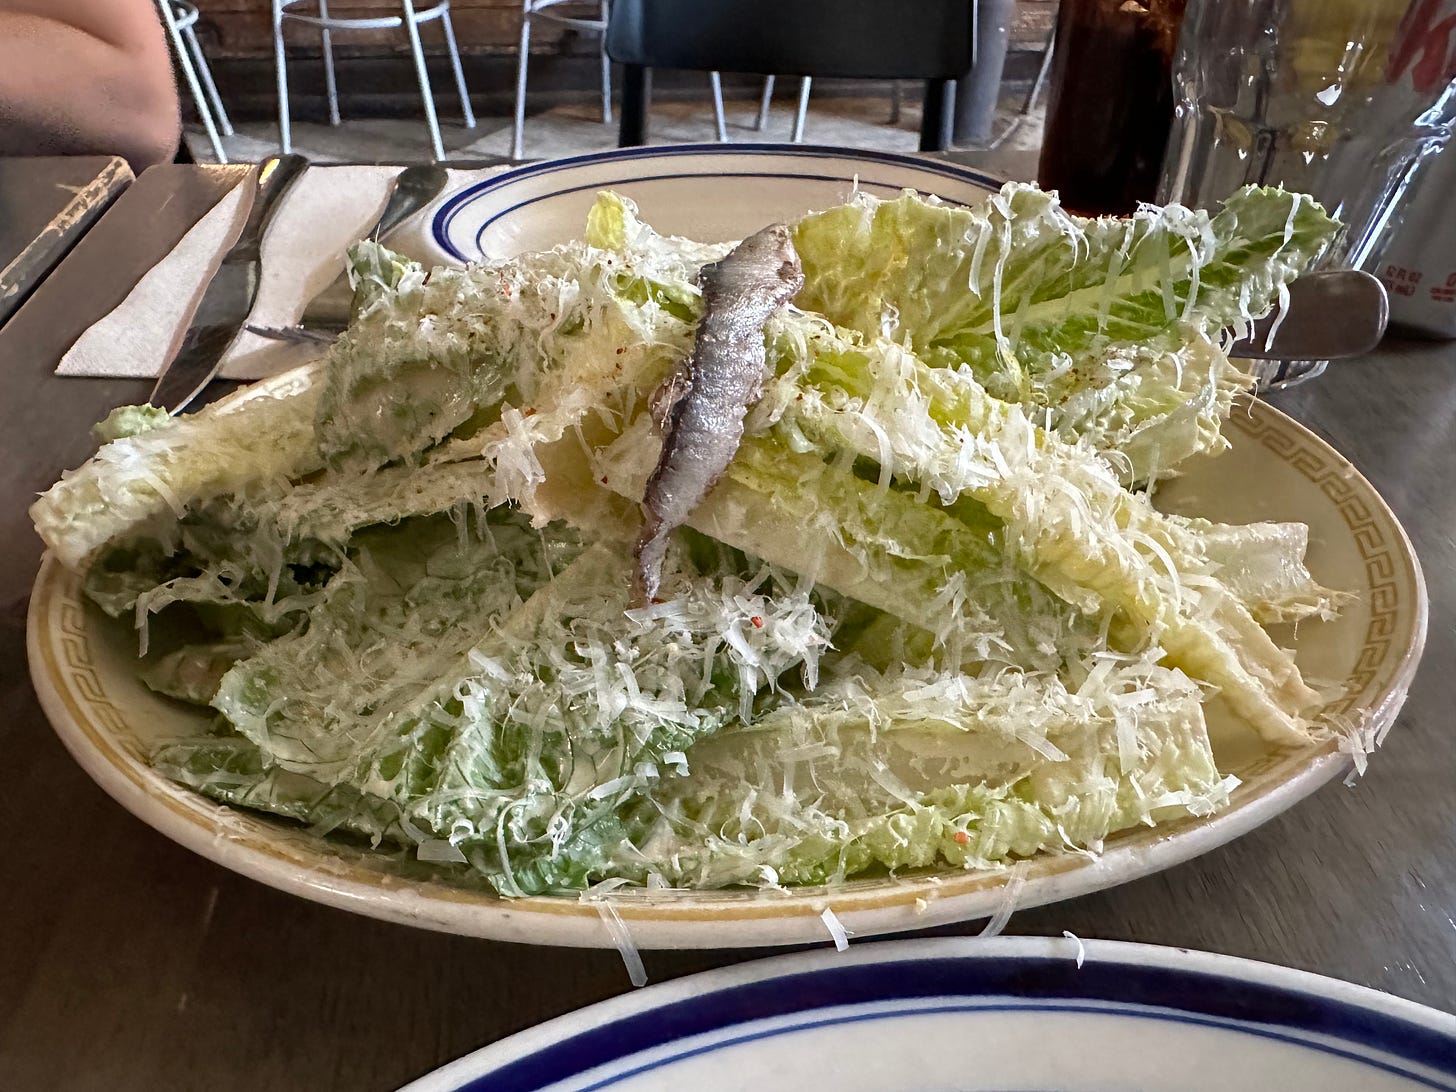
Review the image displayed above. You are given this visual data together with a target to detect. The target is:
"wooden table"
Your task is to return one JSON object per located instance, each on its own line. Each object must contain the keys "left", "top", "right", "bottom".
{"left": 0, "top": 157, "right": 133, "bottom": 328}
{"left": 1, "top": 165, "right": 1453, "bottom": 1090}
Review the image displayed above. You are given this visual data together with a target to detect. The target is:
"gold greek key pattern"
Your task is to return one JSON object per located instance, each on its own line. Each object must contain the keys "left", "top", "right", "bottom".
{"left": 55, "top": 586, "right": 135, "bottom": 737}
{"left": 1225, "top": 405, "right": 1416, "bottom": 719}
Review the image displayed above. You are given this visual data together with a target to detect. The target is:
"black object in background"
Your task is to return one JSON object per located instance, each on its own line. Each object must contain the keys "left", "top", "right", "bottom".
{"left": 605, "top": 0, "right": 974, "bottom": 153}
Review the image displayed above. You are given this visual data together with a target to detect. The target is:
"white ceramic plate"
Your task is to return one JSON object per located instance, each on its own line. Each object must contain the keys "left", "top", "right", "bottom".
{"left": 26, "top": 390, "right": 1426, "bottom": 948}
{"left": 402, "top": 937, "right": 1456, "bottom": 1091}
{"left": 426, "top": 144, "right": 1003, "bottom": 262}
{"left": 26, "top": 150, "right": 1428, "bottom": 949}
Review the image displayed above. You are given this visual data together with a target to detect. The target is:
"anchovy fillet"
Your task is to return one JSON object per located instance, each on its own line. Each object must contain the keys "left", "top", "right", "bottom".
{"left": 632, "top": 224, "right": 804, "bottom": 604}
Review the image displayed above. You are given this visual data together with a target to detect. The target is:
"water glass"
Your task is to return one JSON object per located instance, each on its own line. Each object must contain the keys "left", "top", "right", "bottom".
{"left": 1158, "top": 0, "right": 1456, "bottom": 385}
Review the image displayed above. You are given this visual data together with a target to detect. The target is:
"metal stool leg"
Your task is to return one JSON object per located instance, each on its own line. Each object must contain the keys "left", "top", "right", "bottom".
{"left": 889, "top": 80, "right": 902, "bottom": 126}
{"left": 440, "top": 5, "right": 476, "bottom": 128}
{"left": 709, "top": 72, "right": 728, "bottom": 143}
{"left": 157, "top": 0, "right": 227, "bottom": 162}
{"left": 513, "top": 3, "right": 532, "bottom": 160}
{"left": 599, "top": 0, "right": 612, "bottom": 124}
{"left": 1023, "top": 20, "right": 1056, "bottom": 114}
{"left": 316, "top": 0, "right": 341, "bottom": 126}
{"left": 791, "top": 76, "right": 811, "bottom": 143}
{"left": 755, "top": 75, "right": 774, "bottom": 131}
{"left": 618, "top": 63, "right": 649, "bottom": 147}
{"left": 919, "top": 78, "right": 955, "bottom": 152}
{"left": 181, "top": 22, "right": 234, "bottom": 137}
{"left": 955, "top": 0, "right": 1013, "bottom": 146}
{"left": 273, "top": 0, "right": 292, "bottom": 152}
{"left": 401, "top": 0, "right": 446, "bottom": 160}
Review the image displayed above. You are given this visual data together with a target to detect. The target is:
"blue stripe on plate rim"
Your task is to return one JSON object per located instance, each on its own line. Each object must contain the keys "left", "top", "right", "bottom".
{"left": 407, "top": 938, "right": 1456, "bottom": 1092}
{"left": 545, "top": 1001, "right": 1454, "bottom": 1092}
{"left": 429, "top": 143, "right": 1005, "bottom": 263}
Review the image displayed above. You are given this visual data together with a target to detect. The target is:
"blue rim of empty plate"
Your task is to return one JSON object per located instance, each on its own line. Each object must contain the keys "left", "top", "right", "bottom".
{"left": 430, "top": 143, "right": 1003, "bottom": 263}
{"left": 403, "top": 937, "right": 1456, "bottom": 1091}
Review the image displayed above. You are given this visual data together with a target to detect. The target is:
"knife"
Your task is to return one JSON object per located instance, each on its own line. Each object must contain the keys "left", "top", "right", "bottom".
{"left": 150, "top": 154, "right": 309, "bottom": 413}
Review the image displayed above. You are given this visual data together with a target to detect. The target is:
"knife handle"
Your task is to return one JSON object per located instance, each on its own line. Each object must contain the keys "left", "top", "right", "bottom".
{"left": 231, "top": 154, "right": 309, "bottom": 259}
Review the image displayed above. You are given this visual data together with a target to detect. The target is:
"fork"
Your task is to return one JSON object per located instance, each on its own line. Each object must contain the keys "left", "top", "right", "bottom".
{"left": 248, "top": 164, "right": 449, "bottom": 346}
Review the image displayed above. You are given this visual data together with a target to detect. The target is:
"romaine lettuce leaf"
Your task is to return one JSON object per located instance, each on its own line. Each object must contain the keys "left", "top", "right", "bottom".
{"left": 1184, "top": 517, "right": 1344, "bottom": 624}
{"left": 1050, "top": 330, "right": 1251, "bottom": 483}
{"left": 599, "top": 416, "right": 1100, "bottom": 673}
{"left": 621, "top": 657, "right": 1229, "bottom": 888}
{"left": 752, "top": 315, "right": 1323, "bottom": 744}
{"left": 346, "top": 237, "right": 427, "bottom": 318}
{"left": 584, "top": 190, "right": 729, "bottom": 310}
{"left": 140, "top": 638, "right": 255, "bottom": 705}
{"left": 793, "top": 184, "right": 1336, "bottom": 388}
{"left": 153, "top": 733, "right": 409, "bottom": 849}
{"left": 791, "top": 184, "right": 1336, "bottom": 474}
{"left": 32, "top": 364, "right": 326, "bottom": 570}
{"left": 316, "top": 226, "right": 697, "bottom": 473}
{"left": 92, "top": 403, "right": 173, "bottom": 443}
{"left": 409, "top": 539, "right": 837, "bottom": 894}
{"left": 160, "top": 510, "right": 840, "bottom": 896}
{"left": 211, "top": 512, "right": 567, "bottom": 779}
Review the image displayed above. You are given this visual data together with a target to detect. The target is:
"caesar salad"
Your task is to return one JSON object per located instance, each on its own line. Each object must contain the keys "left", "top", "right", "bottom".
{"left": 32, "top": 182, "right": 1343, "bottom": 897}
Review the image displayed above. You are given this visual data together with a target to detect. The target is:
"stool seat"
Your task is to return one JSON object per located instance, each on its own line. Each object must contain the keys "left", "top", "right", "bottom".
{"left": 275, "top": 0, "right": 454, "bottom": 30}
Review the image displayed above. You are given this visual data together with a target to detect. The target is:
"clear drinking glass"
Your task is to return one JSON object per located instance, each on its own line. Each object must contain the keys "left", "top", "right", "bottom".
{"left": 1158, "top": 0, "right": 1456, "bottom": 386}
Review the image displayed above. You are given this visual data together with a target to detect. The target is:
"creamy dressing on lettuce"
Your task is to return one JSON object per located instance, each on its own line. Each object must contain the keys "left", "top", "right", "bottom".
{"left": 31, "top": 182, "right": 1342, "bottom": 897}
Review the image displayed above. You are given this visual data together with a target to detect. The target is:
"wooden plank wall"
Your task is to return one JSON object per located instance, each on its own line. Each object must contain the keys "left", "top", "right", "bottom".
{"left": 194, "top": 0, "right": 1055, "bottom": 59}
{"left": 196, "top": 0, "right": 576, "bottom": 57}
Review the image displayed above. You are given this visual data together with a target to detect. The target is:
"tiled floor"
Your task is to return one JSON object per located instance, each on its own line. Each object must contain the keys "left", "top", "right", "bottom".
{"left": 185, "top": 89, "right": 1046, "bottom": 180}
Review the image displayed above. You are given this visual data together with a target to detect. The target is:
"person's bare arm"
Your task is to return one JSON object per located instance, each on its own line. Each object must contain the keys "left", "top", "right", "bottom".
{"left": 0, "top": 0, "right": 181, "bottom": 170}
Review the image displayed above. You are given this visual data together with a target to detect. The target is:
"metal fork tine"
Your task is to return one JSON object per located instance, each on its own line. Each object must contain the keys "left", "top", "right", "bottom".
{"left": 247, "top": 323, "right": 340, "bottom": 346}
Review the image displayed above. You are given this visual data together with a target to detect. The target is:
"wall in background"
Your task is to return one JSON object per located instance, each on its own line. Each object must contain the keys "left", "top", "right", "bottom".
{"left": 184, "top": 0, "right": 1057, "bottom": 121}
{"left": 194, "top": 0, "right": 577, "bottom": 58}
{"left": 193, "top": 0, "right": 1055, "bottom": 59}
